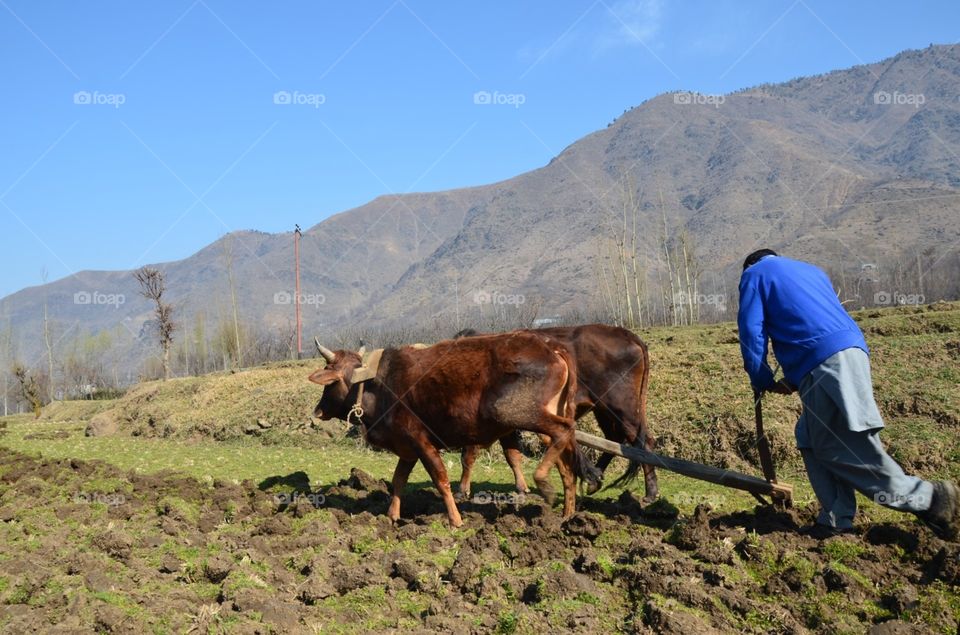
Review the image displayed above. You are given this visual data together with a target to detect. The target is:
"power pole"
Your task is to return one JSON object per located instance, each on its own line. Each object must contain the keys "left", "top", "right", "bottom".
{"left": 294, "top": 224, "right": 302, "bottom": 359}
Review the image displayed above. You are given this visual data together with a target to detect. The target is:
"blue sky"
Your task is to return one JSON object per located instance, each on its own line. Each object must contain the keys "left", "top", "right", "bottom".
{"left": 1, "top": 0, "right": 957, "bottom": 297}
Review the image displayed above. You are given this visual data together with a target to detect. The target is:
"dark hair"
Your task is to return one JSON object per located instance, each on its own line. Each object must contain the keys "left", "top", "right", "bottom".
{"left": 742, "top": 249, "right": 778, "bottom": 271}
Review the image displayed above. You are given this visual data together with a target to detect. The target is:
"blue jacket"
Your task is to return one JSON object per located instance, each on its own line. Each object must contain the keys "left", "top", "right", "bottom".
{"left": 738, "top": 255, "right": 867, "bottom": 389}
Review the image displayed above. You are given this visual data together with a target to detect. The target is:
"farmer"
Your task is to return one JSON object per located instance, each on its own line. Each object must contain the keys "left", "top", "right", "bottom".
{"left": 738, "top": 249, "right": 959, "bottom": 539}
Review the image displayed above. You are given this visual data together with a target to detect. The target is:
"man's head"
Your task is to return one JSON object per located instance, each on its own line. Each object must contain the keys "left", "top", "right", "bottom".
{"left": 742, "top": 249, "right": 778, "bottom": 271}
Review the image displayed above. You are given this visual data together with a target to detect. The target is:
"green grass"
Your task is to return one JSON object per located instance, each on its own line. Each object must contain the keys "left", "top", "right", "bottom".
{"left": 0, "top": 407, "right": 809, "bottom": 514}
{"left": 821, "top": 540, "right": 868, "bottom": 564}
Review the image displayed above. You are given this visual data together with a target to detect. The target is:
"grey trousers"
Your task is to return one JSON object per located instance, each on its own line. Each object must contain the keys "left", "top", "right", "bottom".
{"left": 795, "top": 348, "right": 933, "bottom": 529}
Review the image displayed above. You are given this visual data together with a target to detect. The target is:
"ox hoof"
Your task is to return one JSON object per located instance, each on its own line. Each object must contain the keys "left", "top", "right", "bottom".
{"left": 454, "top": 490, "right": 469, "bottom": 503}
{"left": 585, "top": 479, "right": 603, "bottom": 496}
{"left": 640, "top": 494, "right": 660, "bottom": 507}
{"left": 535, "top": 481, "right": 556, "bottom": 507}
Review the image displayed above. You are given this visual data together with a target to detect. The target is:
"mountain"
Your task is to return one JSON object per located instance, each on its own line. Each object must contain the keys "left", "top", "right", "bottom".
{"left": 365, "top": 44, "right": 960, "bottom": 325}
{"left": 2, "top": 44, "right": 959, "bottom": 377}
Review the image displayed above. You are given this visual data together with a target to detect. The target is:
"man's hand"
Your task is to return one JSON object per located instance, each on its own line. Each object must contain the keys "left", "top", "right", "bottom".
{"left": 765, "top": 379, "right": 796, "bottom": 395}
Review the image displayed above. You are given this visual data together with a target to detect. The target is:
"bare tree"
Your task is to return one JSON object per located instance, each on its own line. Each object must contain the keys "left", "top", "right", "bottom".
{"left": 13, "top": 363, "right": 43, "bottom": 418}
{"left": 41, "top": 269, "right": 55, "bottom": 401}
{"left": 0, "top": 322, "right": 14, "bottom": 416}
{"left": 134, "top": 267, "right": 176, "bottom": 380}
{"left": 222, "top": 236, "right": 243, "bottom": 368}
{"left": 658, "top": 190, "right": 681, "bottom": 325}
{"left": 595, "top": 172, "right": 646, "bottom": 328}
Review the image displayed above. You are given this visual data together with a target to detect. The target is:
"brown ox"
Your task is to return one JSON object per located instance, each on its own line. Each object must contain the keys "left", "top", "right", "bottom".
{"left": 455, "top": 324, "right": 658, "bottom": 503}
{"left": 308, "top": 332, "right": 601, "bottom": 527}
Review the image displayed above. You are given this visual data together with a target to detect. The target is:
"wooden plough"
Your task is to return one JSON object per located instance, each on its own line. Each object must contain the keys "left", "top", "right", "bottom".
{"left": 574, "top": 391, "right": 793, "bottom": 507}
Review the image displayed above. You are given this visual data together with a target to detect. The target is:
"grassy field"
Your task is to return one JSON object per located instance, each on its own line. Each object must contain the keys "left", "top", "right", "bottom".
{"left": 0, "top": 302, "right": 958, "bottom": 633}
{"left": 5, "top": 301, "right": 958, "bottom": 497}
{"left": 4, "top": 302, "right": 960, "bottom": 521}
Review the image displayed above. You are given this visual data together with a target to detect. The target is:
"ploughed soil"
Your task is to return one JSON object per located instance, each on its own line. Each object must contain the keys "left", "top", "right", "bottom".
{"left": 0, "top": 447, "right": 958, "bottom": 634}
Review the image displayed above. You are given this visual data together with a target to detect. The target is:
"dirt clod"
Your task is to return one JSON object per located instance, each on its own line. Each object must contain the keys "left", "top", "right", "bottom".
{"left": 159, "top": 553, "right": 182, "bottom": 574}
{"left": 343, "top": 467, "right": 388, "bottom": 493}
{"left": 562, "top": 511, "right": 604, "bottom": 541}
{"left": 203, "top": 554, "right": 233, "bottom": 583}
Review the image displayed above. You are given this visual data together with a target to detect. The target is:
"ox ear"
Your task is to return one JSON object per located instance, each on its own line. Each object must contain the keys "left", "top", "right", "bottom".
{"left": 308, "top": 369, "right": 341, "bottom": 386}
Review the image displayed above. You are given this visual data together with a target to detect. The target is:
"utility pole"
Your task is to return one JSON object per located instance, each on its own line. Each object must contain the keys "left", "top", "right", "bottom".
{"left": 294, "top": 224, "right": 302, "bottom": 359}
{"left": 454, "top": 277, "right": 460, "bottom": 331}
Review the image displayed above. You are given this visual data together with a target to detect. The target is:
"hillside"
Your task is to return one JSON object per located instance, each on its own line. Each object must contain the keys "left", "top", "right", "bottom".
{"left": 2, "top": 45, "right": 960, "bottom": 375}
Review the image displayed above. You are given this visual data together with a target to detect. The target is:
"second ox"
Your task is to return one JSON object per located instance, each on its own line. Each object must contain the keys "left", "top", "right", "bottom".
{"left": 308, "top": 331, "right": 601, "bottom": 527}
{"left": 455, "top": 324, "right": 658, "bottom": 503}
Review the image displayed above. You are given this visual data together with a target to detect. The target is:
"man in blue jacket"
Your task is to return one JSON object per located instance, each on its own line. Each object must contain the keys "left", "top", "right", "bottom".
{"left": 738, "top": 249, "right": 959, "bottom": 539}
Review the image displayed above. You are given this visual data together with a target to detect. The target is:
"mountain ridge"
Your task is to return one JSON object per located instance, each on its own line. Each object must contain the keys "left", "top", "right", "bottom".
{"left": 2, "top": 44, "right": 959, "bottom": 375}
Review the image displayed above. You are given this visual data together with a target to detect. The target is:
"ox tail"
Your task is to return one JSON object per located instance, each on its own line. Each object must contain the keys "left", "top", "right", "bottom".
{"left": 573, "top": 443, "right": 603, "bottom": 493}
{"left": 556, "top": 348, "right": 603, "bottom": 492}
{"left": 607, "top": 339, "right": 652, "bottom": 490}
{"left": 606, "top": 443, "right": 643, "bottom": 489}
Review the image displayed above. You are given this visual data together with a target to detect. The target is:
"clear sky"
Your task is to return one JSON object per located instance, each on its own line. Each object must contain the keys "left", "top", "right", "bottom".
{"left": 1, "top": 0, "right": 957, "bottom": 298}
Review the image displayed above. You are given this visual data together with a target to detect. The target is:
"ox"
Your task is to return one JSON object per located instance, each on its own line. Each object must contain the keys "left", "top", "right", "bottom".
{"left": 309, "top": 332, "right": 601, "bottom": 527}
{"left": 455, "top": 324, "right": 658, "bottom": 503}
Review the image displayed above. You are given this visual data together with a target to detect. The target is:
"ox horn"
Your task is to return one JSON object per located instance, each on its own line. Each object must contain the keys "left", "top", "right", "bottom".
{"left": 314, "top": 337, "right": 335, "bottom": 362}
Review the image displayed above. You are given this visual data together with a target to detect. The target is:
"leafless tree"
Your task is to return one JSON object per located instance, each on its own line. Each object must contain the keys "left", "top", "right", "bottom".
{"left": 596, "top": 172, "right": 647, "bottom": 328}
{"left": 13, "top": 363, "right": 43, "bottom": 418}
{"left": 0, "top": 323, "right": 14, "bottom": 416}
{"left": 222, "top": 236, "right": 243, "bottom": 368}
{"left": 134, "top": 267, "right": 176, "bottom": 380}
{"left": 41, "top": 268, "right": 55, "bottom": 401}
